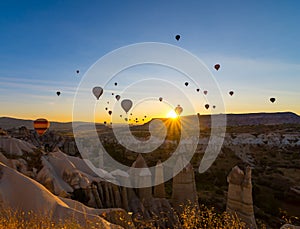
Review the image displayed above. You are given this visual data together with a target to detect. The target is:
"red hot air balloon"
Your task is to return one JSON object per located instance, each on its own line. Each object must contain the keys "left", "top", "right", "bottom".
{"left": 270, "top": 97, "right": 276, "bottom": 103}
{"left": 214, "top": 64, "right": 220, "bottom": 71}
{"left": 229, "top": 91, "right": 234, "bottom": 96}
{"left": 175, "top": 35, "right": 180, "bottom": 41}
{"left": 205, "top": 104, "right": 209, "bottom": 110}
{"left": 33, "top": 118, "right": 50, "bottom": 136}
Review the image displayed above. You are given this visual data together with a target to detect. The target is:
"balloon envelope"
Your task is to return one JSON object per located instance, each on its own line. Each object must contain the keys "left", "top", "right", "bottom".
{"left": 205, "top": 104, "right": 209, "bottom": 109}
{"left": 121, "top": 99, "right": 133, "bottom": 113}
{"left": 115, "top": 95, "right": 121, "bottom": 101}
{"left": 56, "top": 91, "right": 61, "bottom": 96}
{"left": 76, "top": 70, "right": 80, "bottom": 74}
{"left": 229, "top": 91, "right": 234, "bottom": 96}
{"left": 92, "top": 87, "right": 103, "bottom": 100}
{"left": 114, "top": 82, "right": 118, "bottom": 86}
{"left": 175, "top": 105, "right": 183, "bottom": 116}
{"left": 196, "top": 88, "right": 200, "bottom": 92}
{"left": 33, "top": 118, "right": 50, "bottom": 136}
{"left": 108, "top": 110, "right": 112, "bottom": 115}
{"left": 203, "top": 90, "right": 208, "bottom": 95}
{"left": 184, "top": 82, "right": 189, "bottom": 86}
{"left": 175, "top": 35, "right": 180, "bottom": 41}
{"left": 214, "top": 64, "right": 220, "bottom": 71}
{"left": 270, "top": 97, "right": 276, "bottom": 103}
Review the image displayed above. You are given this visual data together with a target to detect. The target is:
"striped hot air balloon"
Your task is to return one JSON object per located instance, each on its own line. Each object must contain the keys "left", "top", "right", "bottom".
{"left": 33, "top": 118, "right": 50, "bottom": 136}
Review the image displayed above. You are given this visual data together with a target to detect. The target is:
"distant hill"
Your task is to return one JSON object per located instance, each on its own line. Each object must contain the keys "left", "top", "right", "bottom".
{"left": 1, "top": 112, "right": 300, "bottom": 131}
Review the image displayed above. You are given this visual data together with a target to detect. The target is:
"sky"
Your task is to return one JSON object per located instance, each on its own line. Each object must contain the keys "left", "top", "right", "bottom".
{"left": 1, "top": 0, "right": 300, "bottom": 122}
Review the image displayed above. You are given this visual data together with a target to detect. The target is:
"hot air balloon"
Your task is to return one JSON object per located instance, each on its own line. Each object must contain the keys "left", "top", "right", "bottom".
{"left": 175, "top": 35, "right": 180, "bottom": 41}
{"left": 130, "top": 113, "right": 133, "bottom": 116}
{"left": 33, "top": 118, "right": 50, "bottom": 136}
{"left": 107, "top": 101, "right": 109, "bottom": 104}
{"left": 108, "top": 110, "right": 112, "bottom": 115}
{"left": 184, "top": 82, "right": 189, "bottom": 86}
{"left": 214, "top": 64, "right": 220, "bottom": 71}
{"left": 112, "top": 93, "right": 114, "bottom": 95}
{"left": 213, "top": 105, "right": 216, "bottom": 109}
{"left": 56, "top": 91, "right": 61, "bottom": 96}
{"left": 203, "top": 90, "right": 208, "bottom": 95}
{"left": 121, "top": 99, "right": 133, "bottom": 113}
{"left": 205, "top": 104, "right": 209, "bottom": 110}
{"left": 120, "top": 114, "right": 122, "bottom": 118}
{"left": 105, "top": 107, "right": 108, "bottom": 110}
{"left": 76, "top": 70, "right": 80, "bottom": 74}
{"left": 115, "top": 95, "right": 121, "bottom": 101}
{"left": 124, "top": 118, "right": 128, "bottom": 122}
{"left": 142, "top": 119, "right": 144, "bottom": 121}
{"left": 114, "top": 82, "right": 118, "bottom": 86}
{"left": 104, "top": 121, "right": 107, "bottom": 124}
{"left": 175, "top": 105, "right": 183, "bottom": 116}
{"left": 270, "top": 97, "right": 276, "bottom": 103}
{"left": 229, "top": 91, "right": 234, "bottom": 96}
{"left": 196, "top": 89, "right": 200, "bottom": 92}
{"left": 144, "top": 116, "right": 147, "bottom": 118}
{"left": 159, "top": 97, "right": 163, "bottom": 102}
{"left": 92, "top": 87, "right": 103, "bottom": 100}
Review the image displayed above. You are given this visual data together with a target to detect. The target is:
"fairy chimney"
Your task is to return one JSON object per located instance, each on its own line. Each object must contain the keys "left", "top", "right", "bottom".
{"left": 226, "top": 165, "right": 257, "bottom": 229}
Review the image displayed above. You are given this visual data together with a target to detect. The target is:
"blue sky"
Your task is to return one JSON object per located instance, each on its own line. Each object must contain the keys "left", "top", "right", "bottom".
{"left": 1, "top": 0, "right": 300, "bottom": 121}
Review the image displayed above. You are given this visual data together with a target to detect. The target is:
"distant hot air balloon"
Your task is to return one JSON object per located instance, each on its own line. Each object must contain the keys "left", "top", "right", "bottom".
{"left": 196, "top": 88, "right": 200, "bottom": 92}
{"left": 76, "top": 70, "right": 80, "bottom": 74}
{"left": 184, "top": 82, "right": 189, "bottom": 86}
{"left": 92, "top": 87, "right": 103, "bottom": 100}
{"left": 108, "top": 110, "right": 112, "bottom": 115}
{"left": 121, "top": 99, "right": 133, "bottom": 113}
{"left": 104, "top": 121, "right": 107, "bottom": 124}
{"left": 33, "top": 118, "right": 50, "bottom": 136}
{"left": 214, "top": 64, "right": 220, "bottom": 71}
{"left": 144, "top": 116, "right": 147, "bottom": 118}
{"left": 56, "top": 91, "right": 61, "bottom": 96}
{"left": 203, "top": 90, "right": 208, "bottom": 95}
{"left": 213, "top": 105, "right": 216, "bottom": 109}
{"left": 229, "top": 91, "right": 234, "bottom": 96}
{"left": 112, "top": 93, "right": 114, "bottom": 95}
{"left": 130, "top": 113, "right": 133, "bottom": 116}
{"left": 270, "top": 97, "right": 276, "bottom": 103}
{"left": 107, "top": 101, "right": 109, "bottom": 104}
{"left": 175, "top": 35, "right": 180, "bottom": 41}
{"left": 124, "top": 118, "right": 128, "bottom": 122}
{"left": 205, "top": 104, "right": 209, "bottom": 110}
{"left": 114, "top": 82, "right": 118, "bottom": 86}
{"left": 159, "top": 97, "right": 163, "bottom": 102}
{"left": 120, "top": 114, "right": 122, "bottom": 118}
{"left": 142, "top": 119, "right": 144, "bottom": 121}
{"left": 115, "top": 95, "right": 121, "bottom": 101}
{"left": 175, "top": 105, "right": 183, "bottom": 116}
{"left": 105, "top": 107, "right": 108, "bottom": 110}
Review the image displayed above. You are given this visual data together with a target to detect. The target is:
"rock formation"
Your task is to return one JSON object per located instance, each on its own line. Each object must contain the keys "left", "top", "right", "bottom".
{"left": 226, "top": 165, "right": 257, "bottom": 229}
{"left": 154, "top": 160, "right": 166, "bottom": 198}
{"left": 171, "top": 156, "right": 198, "bottom": 213}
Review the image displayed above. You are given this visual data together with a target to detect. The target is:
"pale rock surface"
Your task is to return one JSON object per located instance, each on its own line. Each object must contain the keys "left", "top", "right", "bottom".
{"left": 226, "top": 166, "right": 257, "bottom": 229}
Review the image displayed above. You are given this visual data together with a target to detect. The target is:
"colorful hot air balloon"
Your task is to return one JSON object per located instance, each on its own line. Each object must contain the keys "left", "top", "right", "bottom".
{"left": 184, "top": 82, "right": 189, "bottom": 86}
{"left": 175, "top": 105, "right": 183, "bottom": 116}
{"left": 33, "top": 118, "right": 50, "bottom": 136}
{"left": 115, "top": 95, "right": 121, "bottom": 101}
{"left": 159, "top": 97, "right": 163, "bottom": 102}
{"left": 121, "top": 99, "right": 133, "bottom": 113}
{"left": 270, "top": 97, "right": 276, "bottom": 103}
{"left": 203, "top": 90, "right": 208, "bottom": 95}
{"left": 229, "top": 91, "right": 234, "bottom": 96}
{"left": 56, "top": 91, "right": 61, "bottom": 96}
{"left": 92, "top": 87, "right": 103, "bottom": 100}
{"left": 205, "top": 104, "right": 209, "bottom": 110}
{"left": 214, "top": 64, "right": 220, "bottom": 71}
{"left": 175, "top": 35, "right": 180, "bottom": 41}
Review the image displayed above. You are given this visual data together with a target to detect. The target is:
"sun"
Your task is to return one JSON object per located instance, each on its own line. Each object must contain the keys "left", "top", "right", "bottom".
{"left": 166, "top": 110, "right": 178, "bottom": 119}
